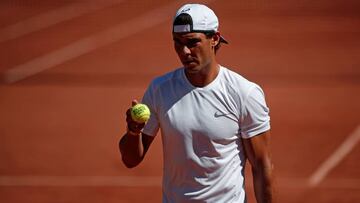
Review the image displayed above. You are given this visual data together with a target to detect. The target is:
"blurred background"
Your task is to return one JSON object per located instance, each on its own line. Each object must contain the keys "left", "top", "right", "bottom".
{"left": 1, "top": 0, "right": 359, "bottom": 202}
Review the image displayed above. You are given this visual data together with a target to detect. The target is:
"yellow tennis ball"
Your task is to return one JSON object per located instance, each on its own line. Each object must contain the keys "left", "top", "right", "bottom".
{"left": 131, "top": 103, "right": 151, "bottom": 123}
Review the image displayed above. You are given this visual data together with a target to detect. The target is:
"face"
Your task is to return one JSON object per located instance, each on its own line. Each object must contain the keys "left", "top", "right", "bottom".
{"left": 173, "top": 32, "right": 216, "bottom": 73}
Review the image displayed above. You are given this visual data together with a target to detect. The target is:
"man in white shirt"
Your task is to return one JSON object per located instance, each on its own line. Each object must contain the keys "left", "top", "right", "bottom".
{"left": 119, "top": 4, "right": 274, "bottom": 203}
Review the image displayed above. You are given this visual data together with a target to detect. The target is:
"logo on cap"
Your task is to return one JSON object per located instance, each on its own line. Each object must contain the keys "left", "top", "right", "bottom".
{"left": 181, "top": 8, "right": 190, "bottom": 12}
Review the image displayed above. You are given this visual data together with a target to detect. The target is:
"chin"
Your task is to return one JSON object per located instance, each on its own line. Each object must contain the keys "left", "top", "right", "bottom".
{"left": 183, "top": 62, "right": 199, "bottom": 69}
{"left": 184, "top": 65, "right": 200, "bottom": 74}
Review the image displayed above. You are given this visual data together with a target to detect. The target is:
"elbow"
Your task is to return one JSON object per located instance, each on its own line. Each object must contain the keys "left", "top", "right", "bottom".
{"left": 120, "top": 151, "right": 143, "bottom": 168}
{"left": 122, "top": 157, "right": 140, "bottom": 168}
{"left": 118, "top": 136, "right": 144, "bottom": 168}
{"left": 123, "top": 162, "right": 138, "bottom": 169}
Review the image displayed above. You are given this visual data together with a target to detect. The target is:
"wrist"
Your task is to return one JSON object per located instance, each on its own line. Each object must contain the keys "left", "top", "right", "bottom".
{"left": 127, "top": 128, "right": 141, "bottom": 136}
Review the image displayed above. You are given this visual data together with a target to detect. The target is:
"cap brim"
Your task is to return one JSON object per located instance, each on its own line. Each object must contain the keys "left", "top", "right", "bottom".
{"left": 220, "top": 36, "right": 229, "bottom": 44}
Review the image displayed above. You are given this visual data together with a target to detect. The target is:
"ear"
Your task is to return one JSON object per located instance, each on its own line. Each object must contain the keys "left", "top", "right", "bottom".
{"left": 212, "top": 32, "right": 221, "bottom": 46}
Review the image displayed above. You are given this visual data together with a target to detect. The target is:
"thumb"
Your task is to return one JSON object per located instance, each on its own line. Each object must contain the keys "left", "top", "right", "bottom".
{"left": 132, "top": 99, "right": 139, "bottom": 107}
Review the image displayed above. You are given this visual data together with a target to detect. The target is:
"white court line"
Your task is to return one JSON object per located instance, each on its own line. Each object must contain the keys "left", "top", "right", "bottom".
{"left": 1, "top": 0, "right": 215, "bottom": 84}
{"left": 0, "top": 0, "right": 123, "bottom": 43}
{"left": 308, "top": 125, "right": 360, "bottom": 187}
{"left": 0, "top": 176, "right": 161, "bottom": 187}
{"left": 319, "top": 178, "right": 360, "bottom": 189}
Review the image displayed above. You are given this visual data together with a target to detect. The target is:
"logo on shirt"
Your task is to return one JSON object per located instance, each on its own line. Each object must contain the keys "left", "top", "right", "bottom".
{"left": 214, "top": 111, "right": 231, "bottom": 118}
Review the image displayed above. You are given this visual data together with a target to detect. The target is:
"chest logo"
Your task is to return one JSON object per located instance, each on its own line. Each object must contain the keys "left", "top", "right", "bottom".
{"left": 214, "top": 111, "right": 231, "bottom": 118}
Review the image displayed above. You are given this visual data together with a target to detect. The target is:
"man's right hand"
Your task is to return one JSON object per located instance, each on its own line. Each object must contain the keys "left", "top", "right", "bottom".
{"left": 120, "top": 100, "right": 155, "bottom": 168}
{"left": 126, "top": 100, "right": 146, "bottom": 135}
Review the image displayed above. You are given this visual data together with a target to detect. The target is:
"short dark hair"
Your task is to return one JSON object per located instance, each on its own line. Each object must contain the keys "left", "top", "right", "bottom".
{"left": 173, "top": 13, "right": 193, "bottom": 27}
{"left": 204, "top": 32, "right": 221, "bottom": 53}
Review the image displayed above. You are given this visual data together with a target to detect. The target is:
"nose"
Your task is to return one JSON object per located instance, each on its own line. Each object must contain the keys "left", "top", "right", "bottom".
{"left": 176, "top": 45, "right": 191, "bottom": 56}
{"left": 182, "top": 45, "right": 191, "bottom": 55}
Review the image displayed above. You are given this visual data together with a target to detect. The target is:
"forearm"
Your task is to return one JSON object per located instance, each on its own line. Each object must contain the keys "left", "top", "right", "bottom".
{"left": 252, "top": 164, "right": 274, "bottom": 203}
{"left": 119, "top": 132, "right": 144, "bottom": 168}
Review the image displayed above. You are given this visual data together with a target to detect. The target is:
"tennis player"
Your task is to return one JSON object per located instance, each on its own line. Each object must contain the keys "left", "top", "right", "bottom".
{"left": 120, "top": 3, "right": 274, "bottom": 203}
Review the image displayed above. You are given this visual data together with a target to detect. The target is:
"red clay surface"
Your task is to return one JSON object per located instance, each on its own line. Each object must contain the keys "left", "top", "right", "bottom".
{"left": 1, "top": 0, "right": 360, "bottom": 202}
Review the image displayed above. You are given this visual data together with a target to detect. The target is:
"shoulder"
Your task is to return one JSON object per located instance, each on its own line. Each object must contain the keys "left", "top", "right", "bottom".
{"left": 221, "top": 66, "right": 254, "bottom": 86}
{"left": 219, "top": 66, "right": 268, "bottom": 115}
{"left": 220, "top": 66, "right": 259, "bottom": 98}
{"left": 150, "top": 67, "right": 183, "bottom": 87}
{"left": 146, "top": 67, "right": 183, "bottom": 92}
{"left": 142, "top": 67, "right": 183, "bottom": 111}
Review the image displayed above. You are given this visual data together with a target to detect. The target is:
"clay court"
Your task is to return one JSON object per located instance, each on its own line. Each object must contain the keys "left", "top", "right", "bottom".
{"left": 1, "top": 0, "right": 359, "bottom": 202}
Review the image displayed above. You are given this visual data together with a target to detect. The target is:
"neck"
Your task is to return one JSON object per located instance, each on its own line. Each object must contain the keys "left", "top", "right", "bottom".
{"left": 185, "top": 61, "right": 220, "bottom": 87}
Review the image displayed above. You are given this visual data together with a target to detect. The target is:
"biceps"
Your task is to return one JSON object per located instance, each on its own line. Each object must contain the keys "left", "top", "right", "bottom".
{"left": 242, "top": 131, "right": 272, "bottom": 168}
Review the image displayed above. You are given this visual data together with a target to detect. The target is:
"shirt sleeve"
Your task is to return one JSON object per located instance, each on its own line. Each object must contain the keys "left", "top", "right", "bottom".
{"left": 141, "top": 83, "right": 160, "bottom": 137}
{"left": 240, "top": 84, "right": 270, "bottom": 139}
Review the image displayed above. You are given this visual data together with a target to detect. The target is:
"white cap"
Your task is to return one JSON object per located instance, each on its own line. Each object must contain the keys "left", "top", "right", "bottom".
{"left": 173, "top": 4, "right": 228, "bottom": 44}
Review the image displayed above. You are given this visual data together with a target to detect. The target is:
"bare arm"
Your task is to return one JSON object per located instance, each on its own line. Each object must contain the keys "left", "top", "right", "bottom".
{"left": 243, "top": 131, "right": 274, "bottom": 203}
{"left": 119, "top": 101, "right": 155, "bottom": 168}
{"left": 119, "top": 131, "right": 155, "bottom": 168}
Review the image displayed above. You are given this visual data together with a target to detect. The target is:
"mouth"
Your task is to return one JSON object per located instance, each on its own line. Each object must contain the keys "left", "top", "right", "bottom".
{"left": 182, "top": 59, "right": 197, "bottom": 66}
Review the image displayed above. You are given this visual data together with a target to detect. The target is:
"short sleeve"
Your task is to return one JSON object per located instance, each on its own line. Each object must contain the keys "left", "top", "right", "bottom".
{"left": 240, "top": 84, "right": 270, "bottom": 139}
{"left": 141, "top": 84, "right": 160, "bottom": 137}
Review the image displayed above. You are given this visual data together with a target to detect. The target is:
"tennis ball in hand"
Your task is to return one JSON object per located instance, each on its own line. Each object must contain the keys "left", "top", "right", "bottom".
{"left": 131, "top": 103, "right": 151, "bottom": 123}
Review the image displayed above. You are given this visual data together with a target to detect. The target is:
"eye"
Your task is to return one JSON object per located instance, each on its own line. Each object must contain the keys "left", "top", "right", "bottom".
{"left": 187, "top": 39, "right": 201, "bottom": 48}
{"left": 173, "top": 38, "right": 180, "bottom": 44}
{"left": 173, "top": 39, "right": 183, "bottom": 49}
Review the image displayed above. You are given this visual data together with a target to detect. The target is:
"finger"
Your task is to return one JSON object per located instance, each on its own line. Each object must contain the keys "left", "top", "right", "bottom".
{"left": 128, "top": 122, "right": 138, "bottom": 132}
{"left": 128, "top": 120, "right": 145, "bottom": 133}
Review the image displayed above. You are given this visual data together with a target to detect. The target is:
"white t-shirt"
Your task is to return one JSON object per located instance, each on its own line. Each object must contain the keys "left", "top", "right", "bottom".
{"left": 142, "top": 66, "right": 270, "bottom": 203}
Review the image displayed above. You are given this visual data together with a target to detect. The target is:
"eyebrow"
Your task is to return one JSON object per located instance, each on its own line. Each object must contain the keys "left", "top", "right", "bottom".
{"left": 173, "top": 36, "right": 201, "bottom": 42}
{"left": 188, "top": 38, "right": 201, "bottom": 42}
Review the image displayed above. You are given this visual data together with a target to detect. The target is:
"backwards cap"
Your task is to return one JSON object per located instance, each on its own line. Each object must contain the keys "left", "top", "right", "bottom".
{"left": 173, "top": 4, "right": 228, "bottom": 44}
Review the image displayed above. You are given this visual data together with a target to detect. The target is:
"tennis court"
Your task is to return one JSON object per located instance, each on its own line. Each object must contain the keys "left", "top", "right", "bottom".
{"left": 1, "top": 0, "right": 359, "bottom": 202}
